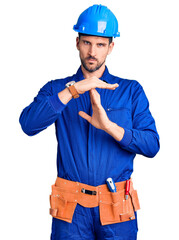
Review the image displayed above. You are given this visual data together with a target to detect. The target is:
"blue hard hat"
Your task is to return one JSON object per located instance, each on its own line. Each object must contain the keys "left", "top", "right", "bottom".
{"left": 73, "top": 4, "right": 120, "bottom": 38}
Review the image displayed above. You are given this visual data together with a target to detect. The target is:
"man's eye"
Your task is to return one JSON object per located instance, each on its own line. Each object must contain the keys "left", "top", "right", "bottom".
{"left": 98, "top": 43, "right": 104, "bottom": 47}
{"left": 84, "top": 41, "right": 90, "bottom": 45}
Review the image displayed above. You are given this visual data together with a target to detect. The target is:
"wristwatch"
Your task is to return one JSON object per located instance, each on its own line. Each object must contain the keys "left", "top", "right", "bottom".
{"left": 65, "top": 81, "right": 79, "bottom": 99}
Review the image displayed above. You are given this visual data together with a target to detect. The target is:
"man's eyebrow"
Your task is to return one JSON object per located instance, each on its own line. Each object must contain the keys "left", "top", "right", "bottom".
{"left": 82, "top": 40, "right": 91, "bottom": 43}
{"left": 97, "top": 42, "right": 107, "bottom": 45}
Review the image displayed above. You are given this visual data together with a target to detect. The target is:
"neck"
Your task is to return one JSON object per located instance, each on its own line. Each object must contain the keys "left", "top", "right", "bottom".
{"left": 81, "top": 64, "right": 106, "bottom": 79}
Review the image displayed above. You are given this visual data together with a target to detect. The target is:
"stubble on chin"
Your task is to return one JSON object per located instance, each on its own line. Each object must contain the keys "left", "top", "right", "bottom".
{"left": 81, "top": 59, "right": 105, "bottom": 73}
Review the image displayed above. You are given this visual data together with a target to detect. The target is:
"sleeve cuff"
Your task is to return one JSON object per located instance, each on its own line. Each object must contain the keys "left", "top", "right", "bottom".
{"left": 119, "top": 128, "right": 132, "bottom": 147}
{"left": 48, "top": 93, "right": 67, "bottom": 113}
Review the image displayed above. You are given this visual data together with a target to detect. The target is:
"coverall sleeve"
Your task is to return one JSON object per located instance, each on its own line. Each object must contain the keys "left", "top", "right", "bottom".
{"left": 118, "top": 82, "right": 160, "bottom": 158}
{"left": 19, "top": 81, "right": 66, "bottom": 136}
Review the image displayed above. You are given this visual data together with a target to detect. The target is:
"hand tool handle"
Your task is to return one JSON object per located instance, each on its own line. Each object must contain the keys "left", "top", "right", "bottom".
{"left": 125, "top": 180, "right": 130, "bottom": 200}
{"left": 106, "top": 178, "right": 117, "bottom": 192}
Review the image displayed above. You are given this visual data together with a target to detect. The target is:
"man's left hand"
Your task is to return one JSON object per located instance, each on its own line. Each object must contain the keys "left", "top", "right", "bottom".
{"left": 78, "top": 89, "right": 112, "bottom": 131}
{"left": 78, "top": 89, "right": 125, "bottom": 141}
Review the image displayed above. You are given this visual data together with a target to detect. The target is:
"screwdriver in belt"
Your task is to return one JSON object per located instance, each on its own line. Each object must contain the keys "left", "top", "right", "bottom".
{"left": 106, "top": 178, "right": 117, "bottom": 192}
{"left": 125, "top": 180, "right": 130, "bottom": 200}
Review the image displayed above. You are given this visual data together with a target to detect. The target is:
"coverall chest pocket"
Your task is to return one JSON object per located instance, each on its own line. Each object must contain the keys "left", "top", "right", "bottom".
{"left": 106, "top": 107, "right": 132, "bottom": 128}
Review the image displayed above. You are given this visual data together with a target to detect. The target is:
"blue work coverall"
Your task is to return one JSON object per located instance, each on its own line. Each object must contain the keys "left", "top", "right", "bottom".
{"left": 19, "top": 66, "right": 160, "bottom": 240}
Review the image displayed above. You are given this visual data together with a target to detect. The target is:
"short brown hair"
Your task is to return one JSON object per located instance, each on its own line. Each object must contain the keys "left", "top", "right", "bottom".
{"left": 78, "top": 33, "right": 113, "bottom": 45}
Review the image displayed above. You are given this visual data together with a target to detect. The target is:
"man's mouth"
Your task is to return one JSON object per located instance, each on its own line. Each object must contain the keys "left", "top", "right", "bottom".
{"left": 86, "top": 57, "right": 97, "bottom": 63}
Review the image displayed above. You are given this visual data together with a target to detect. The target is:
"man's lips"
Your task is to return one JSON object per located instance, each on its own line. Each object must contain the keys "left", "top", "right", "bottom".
{"left": 86, "top": 57, "right": 97, "bottom": 63}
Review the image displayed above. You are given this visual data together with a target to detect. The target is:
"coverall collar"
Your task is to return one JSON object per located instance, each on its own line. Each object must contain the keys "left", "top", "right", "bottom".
{"left": 74, "top": 66, "right": 110, "bottom": 82}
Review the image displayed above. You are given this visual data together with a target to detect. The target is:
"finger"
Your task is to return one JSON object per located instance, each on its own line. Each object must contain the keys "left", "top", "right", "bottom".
{"left": 89, "top": 89, "right": 101, "bottom": 106}
{"left": 99, "top": 81, "right": 119, "bottom": 90}
{"left": 78, "top": 111, "right": 91, "bottom": 122}
{"left": 90, "top": 88, "right": 100, "bottom": 97}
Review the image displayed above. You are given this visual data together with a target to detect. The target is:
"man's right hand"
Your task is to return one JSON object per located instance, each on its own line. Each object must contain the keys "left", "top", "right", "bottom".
{"left": 58, "top": 76, "right": 119, "bottom": 105}
{"left": 74, "top": 76, "right": 119, "bottom": 94}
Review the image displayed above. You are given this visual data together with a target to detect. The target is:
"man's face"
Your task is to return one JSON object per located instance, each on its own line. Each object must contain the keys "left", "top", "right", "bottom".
{"left": 76, "top": 35, "right": 114, "bottom": 73}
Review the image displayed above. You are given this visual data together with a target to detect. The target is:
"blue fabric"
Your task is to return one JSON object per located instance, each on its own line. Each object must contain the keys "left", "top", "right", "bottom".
{"left": 19, "top": 66, "right": 159, "bottom": 238}
{"left": 51, "top": 205, "right": 138, "bottom": 240}
{"left": 19, "top": 66, "right": 159, "bottom": 185}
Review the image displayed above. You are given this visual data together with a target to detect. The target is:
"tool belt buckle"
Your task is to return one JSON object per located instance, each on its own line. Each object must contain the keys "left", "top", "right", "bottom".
{"left": 81, "top": 188, "right": 97, "bottom": 195}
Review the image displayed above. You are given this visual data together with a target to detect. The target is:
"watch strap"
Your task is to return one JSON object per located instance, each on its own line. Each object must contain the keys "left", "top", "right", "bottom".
{"left": 68, "top": 85, "right": 79, "bottom": 99}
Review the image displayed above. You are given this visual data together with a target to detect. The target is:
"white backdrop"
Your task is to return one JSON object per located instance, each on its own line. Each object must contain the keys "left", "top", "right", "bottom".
{"left": 0, "top": 0, "right": 179, "bottom": 239}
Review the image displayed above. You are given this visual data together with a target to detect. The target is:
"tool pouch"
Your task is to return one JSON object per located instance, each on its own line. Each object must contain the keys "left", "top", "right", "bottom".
{"left": 99, "top": 189, "right": 140, "bottom": 225}
{"left": 49, "top": 178, "right": 140, "bottom": 225}
{"left": 49, "top": 185, "right": 77, "bottom": 223}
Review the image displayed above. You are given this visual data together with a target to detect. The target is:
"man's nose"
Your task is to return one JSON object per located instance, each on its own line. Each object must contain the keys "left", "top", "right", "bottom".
{"left": 89, "top": 45, "right": 96, "bottom": 56}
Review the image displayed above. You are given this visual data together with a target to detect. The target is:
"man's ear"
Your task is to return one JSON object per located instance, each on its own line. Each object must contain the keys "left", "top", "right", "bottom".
{"left": 76, "top": 37, "right": 80, "bottom": 50}
{"left": 108, "top": 42, "right": 114, "bottom": 55}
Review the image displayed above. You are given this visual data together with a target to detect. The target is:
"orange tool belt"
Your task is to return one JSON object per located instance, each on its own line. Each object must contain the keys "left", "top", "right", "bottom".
{"left": 49, "top": 177, "right": 140, "bottom": 225}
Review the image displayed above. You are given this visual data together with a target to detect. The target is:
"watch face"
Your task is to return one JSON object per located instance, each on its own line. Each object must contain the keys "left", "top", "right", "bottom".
{"left": 65, "top": 81, "right": 75, "bottom": 87}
